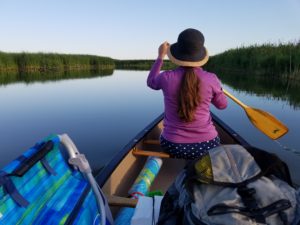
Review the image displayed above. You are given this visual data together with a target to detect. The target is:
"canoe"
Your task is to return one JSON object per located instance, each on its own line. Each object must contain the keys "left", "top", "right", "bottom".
{"left": 0, "top": 112, "right": 295, "bottom": 224}
{"left": 95, "top": 112, "right": 256, "bottom": 218}
{"left": 96, "top": 112, "right": 297, "bottom": 224}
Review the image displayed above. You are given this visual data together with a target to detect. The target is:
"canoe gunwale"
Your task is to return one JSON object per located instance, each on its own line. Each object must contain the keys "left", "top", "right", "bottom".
{"left": 96, "top": 114, "right": 164, "bottom": 187}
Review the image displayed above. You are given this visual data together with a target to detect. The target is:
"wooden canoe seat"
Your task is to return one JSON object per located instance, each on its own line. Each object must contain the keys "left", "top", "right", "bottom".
{"left": 132, "top": 148, "right": 170, "bottom": 158}
{"left": 107, "top": 195, "right": 138, "bottom": 208}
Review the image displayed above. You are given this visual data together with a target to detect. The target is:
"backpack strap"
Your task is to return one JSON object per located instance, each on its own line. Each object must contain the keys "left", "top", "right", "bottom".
{"left": 185, "top": 145, "right": 293, "bottom": 189}
{"left": 11, "top": 140, "right": 55, "bottom": 177}
{"left": 184, "top": 145, "right": 294, "bottom": 224}
{"left": 245, "top": 146, "right": 293, "bottom": 186}
{"left": 40, "top": 158, "right": 57, "bottom": 175}
{"left": 0, "top": 171, "right": 30, "bottom": 207}
{"left": 64, "top": 185, "right": 91, "bottom": 225}
{"left": 0, "top": 141, "right": 56, "bottom": 208}
{"left": 207, "top": 198, "right": 291, "bottom": 225}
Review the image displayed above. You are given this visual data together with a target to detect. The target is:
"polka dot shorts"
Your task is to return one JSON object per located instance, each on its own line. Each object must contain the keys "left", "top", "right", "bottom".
{"left": 160, "top": 136, "right": 220, "bottom": 160}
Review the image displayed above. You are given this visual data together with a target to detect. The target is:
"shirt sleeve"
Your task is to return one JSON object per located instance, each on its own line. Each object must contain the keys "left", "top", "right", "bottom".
{"left": 211, "top": 75, "right": 227, "bottom": 109}
{"left": 147, "top": 58, "right": 165, "bottom": 90}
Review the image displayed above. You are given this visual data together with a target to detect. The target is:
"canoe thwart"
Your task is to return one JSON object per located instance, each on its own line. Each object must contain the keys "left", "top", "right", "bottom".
{"left": 132, "top": 148, "right": 170, "bottom": 158}
{"left": 107, "top": 195, "right": 138, "bottom": 208}
{"left": 143, "top": 139, "right": 160, "bottom": 145}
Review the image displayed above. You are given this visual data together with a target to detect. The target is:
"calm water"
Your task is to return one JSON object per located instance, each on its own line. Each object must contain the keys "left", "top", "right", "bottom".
{"left": 0, "top": 70, "right": 299, "bottom": 184}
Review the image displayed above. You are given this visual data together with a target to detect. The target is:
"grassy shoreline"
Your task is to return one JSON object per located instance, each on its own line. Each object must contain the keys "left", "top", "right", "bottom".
{"left": 0, "top": 52, "right": 115, "bottom": 74}
{"left": 114, "top": 42, "right": 300, "bottom": 80}
{"left": 1, "top": 42, "right": 299, "bottom": 80}
{"left": 205, "top": 42, "right": 300, "bottom": 80}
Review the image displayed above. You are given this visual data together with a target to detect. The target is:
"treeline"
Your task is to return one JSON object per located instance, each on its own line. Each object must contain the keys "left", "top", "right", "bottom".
{"left": 0, "top": 52, "right": 115, "bottom": 73}
{"left": 115, "top": 59, "right": 176, "bottom": 70}
{"left": 205, "top": 42, "right": 300, "bottom": 79}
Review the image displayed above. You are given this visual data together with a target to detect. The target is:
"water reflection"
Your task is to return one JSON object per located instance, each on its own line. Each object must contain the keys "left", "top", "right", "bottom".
{"left": 0, "top": 70, "right": 163, "bottom": 173}
{"left": 217, "top": 71, "right": 300, "bottom": 109}
{"left": 1, "top": 69, "right": 299, "bottom": 109}
{"left": 0, "top": 69, "right": 299, "bottom": 184}
{"left": 0, "top": 69, "right": 113, "bottom": 86}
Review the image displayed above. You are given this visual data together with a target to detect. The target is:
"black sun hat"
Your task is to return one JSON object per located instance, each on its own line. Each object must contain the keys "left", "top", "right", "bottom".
{"left": 167, "top": 28, "right": 209, "bottom": 67}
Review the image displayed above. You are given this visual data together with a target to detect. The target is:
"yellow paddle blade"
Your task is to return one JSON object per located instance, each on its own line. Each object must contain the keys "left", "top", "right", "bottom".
{"left": 223, "top": 89, "right": 289, "bottom": 140}
{"left": 244, "top": 107, "right": 289, "bottom": 140}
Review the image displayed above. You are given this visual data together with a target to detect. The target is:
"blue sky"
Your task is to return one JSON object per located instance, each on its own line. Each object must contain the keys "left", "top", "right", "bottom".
{"left": 1, "top": 0, "right": 300, "bottom": 59}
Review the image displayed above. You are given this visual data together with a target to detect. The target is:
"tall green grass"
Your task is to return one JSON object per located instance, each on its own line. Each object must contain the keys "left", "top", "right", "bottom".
{"left": 2, "top": 42, "right": 299, "bottom": 81}
{"left": 0, "top": 52, "right": 115, "bottom": 73}
{"left": 205, "top": 42, "right": 300, "bottom": 79}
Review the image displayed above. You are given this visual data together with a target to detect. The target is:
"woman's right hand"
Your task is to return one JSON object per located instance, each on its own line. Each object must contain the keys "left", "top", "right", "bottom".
{"left": 158, "top": 41, "right": 170, "bottom": 59}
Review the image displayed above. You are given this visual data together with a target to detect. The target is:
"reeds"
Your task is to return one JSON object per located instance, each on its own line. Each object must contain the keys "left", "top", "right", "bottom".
{"left": 2, "top": 41, "right": 299, "bottom": 80}
{"left": 205, "top": 41, "right": 300, "bottom": 80}
{"left": 0, "top": 52, "right": 115, "bottom": 73}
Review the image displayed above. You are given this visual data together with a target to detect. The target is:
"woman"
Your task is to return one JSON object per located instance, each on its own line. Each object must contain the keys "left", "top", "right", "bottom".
{"left": 147, "top": 28, "right": 227, "bottom": 160}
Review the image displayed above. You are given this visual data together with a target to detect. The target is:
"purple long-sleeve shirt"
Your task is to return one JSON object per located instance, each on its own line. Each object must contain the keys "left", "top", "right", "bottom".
{"left": 147, "top": 58, "right": 227, "bottom": 143}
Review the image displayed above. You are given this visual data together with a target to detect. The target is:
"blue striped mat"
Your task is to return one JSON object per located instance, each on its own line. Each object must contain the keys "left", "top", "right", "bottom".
{"left": 0, "top": 135, "right": 98, "bottom": 225}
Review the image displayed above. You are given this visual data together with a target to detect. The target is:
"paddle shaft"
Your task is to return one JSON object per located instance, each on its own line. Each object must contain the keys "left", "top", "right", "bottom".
{"left": 223, "top": 89, "right": 247, "bottom": 108}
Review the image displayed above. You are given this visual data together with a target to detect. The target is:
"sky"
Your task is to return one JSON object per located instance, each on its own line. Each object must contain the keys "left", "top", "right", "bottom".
{"left": 1, "top": 0, "right": 300, "bottom": 59}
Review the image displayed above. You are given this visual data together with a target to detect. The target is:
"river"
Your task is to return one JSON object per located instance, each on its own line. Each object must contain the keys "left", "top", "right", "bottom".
{"left": 0, "top": 70, "right": 299, "bottom": 184}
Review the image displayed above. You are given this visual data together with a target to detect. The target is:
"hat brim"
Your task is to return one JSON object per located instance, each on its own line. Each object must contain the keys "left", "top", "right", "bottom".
{"left": 167, "top": 46, "right": 209, "bottom": 67}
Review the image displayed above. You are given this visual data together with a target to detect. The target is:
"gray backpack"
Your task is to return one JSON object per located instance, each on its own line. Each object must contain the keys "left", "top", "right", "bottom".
{"left": 157, "top": 145, "right": 300, "bottom": 225}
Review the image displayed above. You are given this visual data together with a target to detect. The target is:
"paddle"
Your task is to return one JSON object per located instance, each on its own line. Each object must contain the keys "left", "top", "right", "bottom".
{"left": 223, "top": 89, "right": 288, "bottom": 140}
